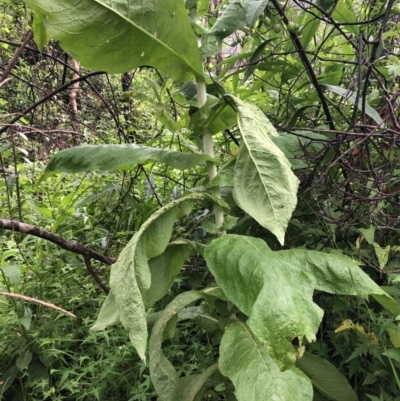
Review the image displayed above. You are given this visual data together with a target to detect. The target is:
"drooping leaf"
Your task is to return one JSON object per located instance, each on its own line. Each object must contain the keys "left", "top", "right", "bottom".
{"left": 243, "top": 0, "right": 270, "bottom": 28}
{"left": 32, "top": 13, "right": 48, "bottom": 51}
{"left": 200, "top": 0, "right": 268, "bottom": 57}
{"left": 24, "top": 0, "right": 203, "bottom": 82}
{"left": 299, "top": 11, "right": 321, "bottom": 49}
{"left": 219, "top": 321, "right": 313, "bottom": 401}
{"left": 180, "top": 363, "right": 218, "bottom": 401}
{"left": 296, "top": 353, "right": 358, "bottom": 401}
{"left": 322, "top": 84, "right": 383, "bottom": 125}
{"left": 91, "top": 291, "right": 120, "bottom": 331}
{"left": 178, "top": 305, "right": 220, "bottom": 333}
{"left": 40, "top": 144, "right": 213, "bottom": 181}
{"left": 149, "top": 291, "right": 205, "bottom": 401}
{"left": 228, "top": 96, "right": 299, "bottom": 245}
{"left": 93, "top": 194, "right": 203, "bottom": 362}
{"left": 205, "top": 235, "right": 398, "bottom": 367}
{"left": 240, "top": 39, "right": 275, "bottom": 85}
{"left": 144, "top": 242, "right": 195, "bottom": 308}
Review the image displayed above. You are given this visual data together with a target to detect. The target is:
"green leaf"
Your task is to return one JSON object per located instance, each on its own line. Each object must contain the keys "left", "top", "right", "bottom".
{"left": 358, "top": 225, "right": 375, "bottom": 244}
{"left": 278, "top": 248, "right": 400, "bottom": 315}
{"left": 91, "top": 290, "right": 120, "bottom": 331}
{"left": 0, "top": 265, "right": 21, "bottom": 286}
{"left": 149, "top": 291, "right": 205, "bottom": 401}
{"left": 240, "top": 39, "right": 275, "bottom": 85}
{"left": 228, "top": 96, "right": 299, "bottom": 245}
{"left": 24, "top": 0, "right": 203, "bottom": 82}
{"left": 200, "top": 0, "right": 268, "bottom": 57}
{"left": 219, "top": 321, "right": 313, "bottom": 401}
{"left": 243, "top": 0, "right": 270, "bottom": 28}
{"left": 180, "top": 363, "right": 218, "bottom": 401}
{"left": 32, "top": 13, "right": 48, "bottom": 51}
{"left": 271, "top": 131, "right": 327, "bottom": 170}
{"left": 16, "top": 349, "right": 33, "bottom": 372}
{"left": 144, "top": 241, "right": 195, "bottom": 308}
{"left": 299, "top": 12, "right": 320, "bottom": 49}
{"left": 372, "top": 242, "right": 391, "bottom": 270}
{"left": 94, "top": 194, "right": 202, "bottom": 362}
{"left": 40, "top": 144, "right": 213, "bottom": 180}
{"left": 331, "top": 0, "right": 359, "bottom": 35}
{"left": 205, "top": 235, "right": 398, "bottom": 367}
{"left": 178, "top": 305, "right": 220, "bottom": 333}
{"left": 322, "top": 84, "right": 383, "bottom": 125}
{"left": 296, "top": 353, "right": 358, "bottom": 401}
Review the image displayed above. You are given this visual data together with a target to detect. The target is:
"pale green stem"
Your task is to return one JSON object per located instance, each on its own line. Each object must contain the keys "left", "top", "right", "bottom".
{"left": 190, "top": 7, "right": 224, "bottom": 228}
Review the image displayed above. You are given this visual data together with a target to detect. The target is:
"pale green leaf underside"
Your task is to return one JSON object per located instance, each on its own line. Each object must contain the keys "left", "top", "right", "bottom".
{"left": 41, "top": 144, "right": 212, "bottom": 180}
{"left": 25, "top": 0, "right": 203, "bottom": 82}
{"left": 322, "top": 84, "right": 382, "bottom": 125}
{"left": 229, "top": 96, "right": 299, "bottom": 245}
{"left": 219, "top": 321, "right": 313, "bottom": 401}
{"left": 205, "top": 235, "right": 396, "bottom": 367}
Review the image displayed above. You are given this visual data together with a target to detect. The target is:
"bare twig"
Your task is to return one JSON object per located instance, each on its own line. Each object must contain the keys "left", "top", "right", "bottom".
{"left": 0, "top": 291, "right": 77, "bottom": 318}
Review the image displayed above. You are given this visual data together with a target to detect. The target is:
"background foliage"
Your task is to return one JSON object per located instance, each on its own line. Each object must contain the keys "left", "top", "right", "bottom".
{"left": 1, "top": 0, "right": 400, "bottom": 400}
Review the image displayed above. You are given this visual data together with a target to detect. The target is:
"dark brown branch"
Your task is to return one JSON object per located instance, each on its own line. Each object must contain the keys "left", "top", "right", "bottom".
{"left": 0, "top": 30, "right": 33, "bottom": 83}
{"left": 0, "top": 219, "right": 116, "bottom": 294}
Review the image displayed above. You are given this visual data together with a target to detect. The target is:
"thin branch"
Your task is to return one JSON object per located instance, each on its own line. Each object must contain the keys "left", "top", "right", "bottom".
{"left": 0, "top": 291, "right": 77, "bottom": 319}
{"left": 0, "top": 30, "right": 33, "bottom": 83}
{"left": 0, "top": 219, "right": 116, "bottom": 265}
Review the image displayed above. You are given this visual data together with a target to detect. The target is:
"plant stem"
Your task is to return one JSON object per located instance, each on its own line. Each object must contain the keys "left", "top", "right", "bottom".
{"left": 190, "top": 7, "right": 224, "bottom": 228}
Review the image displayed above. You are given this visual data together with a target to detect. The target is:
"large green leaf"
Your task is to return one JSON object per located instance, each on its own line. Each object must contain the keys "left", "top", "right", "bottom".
{"left": 219, "top": 321, "right": 313, "bottom": 401}
{"left": 205, "top": 235, "right": 397, "bottom": 367}
{"left": 93, "top": 194, "right": 203, "bottom": 362}
{"left": 228, "top": 96, "right": 299, "bottom": 245}
{"left": 24, "top": 0, "right": 203, "bottom": 82}
{"left": 296, "top": 353, "right": 358, "bottom": 401}
{"left": 278, "top": 248, "right": 400, "bottom": 315}
{"left": 40, "top": 144, "right": 213, "bottom": 180}
{"left": 149, "top": 291, "right": 205, "bottom": 401}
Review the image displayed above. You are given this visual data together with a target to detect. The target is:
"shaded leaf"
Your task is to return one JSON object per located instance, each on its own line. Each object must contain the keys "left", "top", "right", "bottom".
{"left": 16, "top": 350, "right": 33, "bottom": 372}
{"left": 180, "top": 363, "right": 218, "bottom": 401}
{"left": 144, "top": 241, "right": 195, "bottom": 308}
{"left": 322, "top": 84, "right": 382, "bottom": 125}
{"left": 149, "top": 291, "right": 205, "bottom": 401}
{"left": 219, "top": 321, "right": 313, "bottom": 401}
{"left": 296, "top": 353, "right": 358, "bottom": 401}
{"left": 41, "top": 144, "right": 213, "bottom": 180}
{"left": 25, "top": 0, "right": 203, "bottom": 82}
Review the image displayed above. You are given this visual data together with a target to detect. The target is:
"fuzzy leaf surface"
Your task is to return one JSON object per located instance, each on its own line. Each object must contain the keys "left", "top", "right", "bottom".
{"left": 25, "top": 0, "right": 203, "bottom": 82}
{"left": 205, "top": 235, "right": 396, "bottom": 367}
{"left": 229, "top": 96, "right": 299, "bottom": 245}
{"left": 219, "top": 321, "right": 313, "bottom": 401}
{"left": 41, "top": 144, "right": 212, "bottom": 180}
